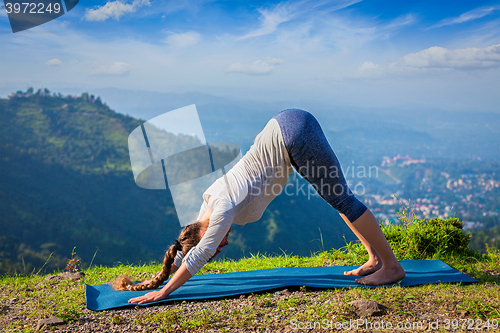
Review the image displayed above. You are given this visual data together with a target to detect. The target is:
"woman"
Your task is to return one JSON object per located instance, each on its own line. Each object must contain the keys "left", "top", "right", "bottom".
{"left": 114, "top": 109, "right": 405, "bottom": 304}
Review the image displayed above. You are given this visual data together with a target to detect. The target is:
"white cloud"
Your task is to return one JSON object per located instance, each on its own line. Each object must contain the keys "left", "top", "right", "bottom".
{"left": 237, "top": 0, "right": 361, "bottom": 40}
{"left": 237, "top": 4, "right": 294, "bottom": 40}
{"left": 277, "top": 12, "right": 415, "bottom": 55}
{"left": 428, "top": 5, "right": 500, "bottom": 30}
{"left": 265, "top": 56, "right": 287, "bottom": 65}
{"left": 45, "top": 59, "right": 62, "bottom": 66}
{"left": 165, "top": 32, "right": 201, "bottom": 48}
{"left": 227, "top": 57, "right": 286, "bottom": 75}
{"left": 358, "top": 61, "right": 378, "bottom": 72}
{"left": 227, "top": 60, "right": 274, "bottom": 75}
{"left": 377, "top": 14, "right": 415, "bottom": 39}
{"left": 273, "top": 22, "right": 326, "bottom": 53}
{"left": 355, "top": 44, "right": 500, "bottom": 78}
{"left": 392, "top": 44, "right": 500, "bottom": 70}
{"left": 84, "top": 0, "right": 150, "bottom": 21}
{"left": 90, "top": 61, "right": 132, "bottom": 75}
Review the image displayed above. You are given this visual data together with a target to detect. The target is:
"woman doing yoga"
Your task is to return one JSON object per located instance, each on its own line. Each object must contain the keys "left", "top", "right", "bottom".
{"left": 114, "top": 109, "right": 406, "bottom": 305}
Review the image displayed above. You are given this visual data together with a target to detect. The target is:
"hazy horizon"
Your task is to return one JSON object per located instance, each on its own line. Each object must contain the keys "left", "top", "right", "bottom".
{"left": 4, "top": 86, "right": 499, "bottom": 163}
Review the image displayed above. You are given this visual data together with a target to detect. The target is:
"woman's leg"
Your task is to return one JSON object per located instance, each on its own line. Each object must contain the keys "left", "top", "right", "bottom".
{"left": 273, "top": 109, "right": 405, "bottom": 285}
{"left": 341, "top": 213, "right": 382, "bottom": 276}
{"left": 340, "top": 211, "right": 405, "bottom": 285}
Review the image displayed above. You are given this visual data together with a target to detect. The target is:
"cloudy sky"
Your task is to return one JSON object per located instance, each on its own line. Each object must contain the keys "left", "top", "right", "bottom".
{"left": 1, "top": 0, "right": 499, "bottom": 112}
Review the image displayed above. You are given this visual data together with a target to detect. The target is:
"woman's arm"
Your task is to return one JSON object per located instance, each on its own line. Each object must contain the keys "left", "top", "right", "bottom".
{"left": 182, "top": 198, "right": 234, "bottom": 276}
{"left": 128, "top": 198, "right": 233, "bottom": 304}
{"left": 128, "top": 262, "right": 191, "bottom": 305}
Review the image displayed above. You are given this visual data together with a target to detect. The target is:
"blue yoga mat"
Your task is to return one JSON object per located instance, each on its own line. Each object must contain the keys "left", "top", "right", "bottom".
{"left": 86, "top": 259, "right": 476, "bottom": 311}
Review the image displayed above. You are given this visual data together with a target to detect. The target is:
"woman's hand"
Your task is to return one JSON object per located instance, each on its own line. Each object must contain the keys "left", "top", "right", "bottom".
{"left": 128, "top": 289, "right": 169, "bottom": 305}
{"left": 127, "top": 262, "right": 193, "bottom": 306}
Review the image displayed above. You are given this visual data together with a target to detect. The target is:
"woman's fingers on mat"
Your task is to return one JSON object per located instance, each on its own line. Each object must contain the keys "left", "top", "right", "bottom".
{"left": 128, "top": 290, "right": 168, "bottom": 304}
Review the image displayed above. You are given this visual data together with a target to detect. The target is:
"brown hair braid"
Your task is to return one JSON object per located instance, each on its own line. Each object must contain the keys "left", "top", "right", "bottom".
{"left": 112, "top": 221, "right": 206, "bottom": 291}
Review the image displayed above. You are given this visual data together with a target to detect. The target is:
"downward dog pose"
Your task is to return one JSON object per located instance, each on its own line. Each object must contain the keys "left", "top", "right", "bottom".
{"left": 114, "top": 109, "right": 405, "bottom": 304}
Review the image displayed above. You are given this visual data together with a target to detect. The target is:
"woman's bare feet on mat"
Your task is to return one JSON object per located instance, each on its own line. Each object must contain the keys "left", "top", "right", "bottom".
{"left": 344, "top": 257, "right": 382, "bottom": 276}
{"left": 355, "top": 262, "right": 406, "bottom": 286}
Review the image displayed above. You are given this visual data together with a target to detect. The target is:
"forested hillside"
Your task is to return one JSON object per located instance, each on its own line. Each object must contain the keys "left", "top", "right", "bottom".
{"left": 0, "top": 89, "right": 352, "bottom": 275}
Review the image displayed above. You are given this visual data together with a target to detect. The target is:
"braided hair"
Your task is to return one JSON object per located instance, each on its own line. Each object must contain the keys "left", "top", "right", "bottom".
{"left": 112, "top": 221, "right": 206, "bottom": 291}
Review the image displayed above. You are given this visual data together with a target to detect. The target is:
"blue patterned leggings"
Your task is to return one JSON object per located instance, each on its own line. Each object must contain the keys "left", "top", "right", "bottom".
{"left": 273, "top": 109, "right": 367, "bottom": 222}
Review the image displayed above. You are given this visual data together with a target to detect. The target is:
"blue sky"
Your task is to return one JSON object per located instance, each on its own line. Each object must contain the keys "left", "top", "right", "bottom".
{"left": 1, "top": 0, "right": 499, "bottom": 113}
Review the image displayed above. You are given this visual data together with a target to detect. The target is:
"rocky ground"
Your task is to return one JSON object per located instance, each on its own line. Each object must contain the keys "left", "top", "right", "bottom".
{"left": 1, "top": 271, "right": 499, "bottom": 332}
{"left": 0, "top": 289, "right": 421, "bottom": 332}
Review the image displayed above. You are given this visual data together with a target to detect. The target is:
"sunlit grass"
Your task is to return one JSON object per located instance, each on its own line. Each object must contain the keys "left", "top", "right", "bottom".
{"left": 1, "top": 217, "right": 499, "bottom": 332}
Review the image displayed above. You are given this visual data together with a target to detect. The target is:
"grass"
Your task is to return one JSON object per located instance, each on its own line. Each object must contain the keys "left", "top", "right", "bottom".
{"left": 1, "top": 217, "right": 499, "bottom": 332}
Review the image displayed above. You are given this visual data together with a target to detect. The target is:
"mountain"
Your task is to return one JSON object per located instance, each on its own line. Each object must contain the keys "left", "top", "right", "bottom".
{"left": 0, "top": 89, "right": 354, "bottom": 275}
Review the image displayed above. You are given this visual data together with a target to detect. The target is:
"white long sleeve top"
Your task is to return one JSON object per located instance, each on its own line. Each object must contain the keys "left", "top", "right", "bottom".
{"left": 174, "top": 118, "right": 293, "bottom": 275}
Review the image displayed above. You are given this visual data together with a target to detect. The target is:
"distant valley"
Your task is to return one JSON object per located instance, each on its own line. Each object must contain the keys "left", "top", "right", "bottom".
{"left": 1, "top": 88, "right": 498, "bottom": 275}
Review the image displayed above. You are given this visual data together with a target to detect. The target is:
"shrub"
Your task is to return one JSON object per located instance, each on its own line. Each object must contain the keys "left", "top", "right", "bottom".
{"left": 381, "top": 217, "right": 473, "bottom": 260}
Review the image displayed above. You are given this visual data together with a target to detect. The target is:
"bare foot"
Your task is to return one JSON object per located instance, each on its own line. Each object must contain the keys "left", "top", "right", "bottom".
{"left": 355, "top": 262, "right": 406, "bottom": 286}
{"left": 344, "top": 257, "right": 382, "bottom": 276}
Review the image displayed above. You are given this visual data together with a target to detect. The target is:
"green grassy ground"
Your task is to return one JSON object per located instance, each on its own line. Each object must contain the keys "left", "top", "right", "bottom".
{"left": 1, "top": 218, "right": 499, "bottom": 332}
